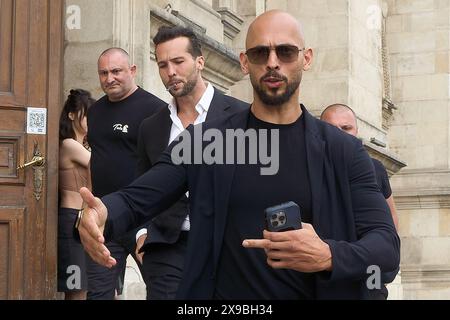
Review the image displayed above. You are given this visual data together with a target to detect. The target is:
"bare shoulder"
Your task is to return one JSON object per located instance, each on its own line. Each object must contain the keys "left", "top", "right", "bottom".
{"left": 61, "top": 138, "right": 81, "bottom": 148}
{"left": 60, "top": 138, "right": 90, "bottom": 167}
{"left": 61, "top": 138, "right": 88, "bottom": 154}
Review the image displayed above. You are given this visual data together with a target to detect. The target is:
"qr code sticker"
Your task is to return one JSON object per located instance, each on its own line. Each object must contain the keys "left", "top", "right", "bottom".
{"left": 27, "top": 108, "right": 47, "bottom": 135}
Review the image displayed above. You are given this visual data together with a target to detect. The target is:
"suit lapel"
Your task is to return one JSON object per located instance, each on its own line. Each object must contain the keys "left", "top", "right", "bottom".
{"left": 303, "top": 105, "right": 325, "bottom": 228}
{"left": 206, "top": 89, "right": 230, "bottom": 121}
{"left": 212, "top": 108, "right": 250, "bottom": 274}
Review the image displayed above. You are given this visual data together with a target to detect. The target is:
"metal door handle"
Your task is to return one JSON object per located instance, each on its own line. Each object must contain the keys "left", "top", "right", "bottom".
{"left": 17, "top": 156, "right": 45, "bottom": 170}
{"left": 18, "top": 142, "right": 46, "bottom": 200}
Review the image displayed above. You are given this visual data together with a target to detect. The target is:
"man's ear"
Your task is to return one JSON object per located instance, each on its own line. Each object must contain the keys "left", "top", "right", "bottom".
{"left": 240, "top": 52, "right": 249, "bottom": 75}
{"left": 196, "top": 55, "right": 205, "bottom": 71}
{"left": 130, "top": 64, "right": 137, "bottom": 75}
{"left": 302, "top": 48, "right": 313, "bottom": 71}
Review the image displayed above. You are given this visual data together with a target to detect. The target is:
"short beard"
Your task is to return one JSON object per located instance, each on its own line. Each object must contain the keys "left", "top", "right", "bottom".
{"left": 173, "top": 78, "right": 197, "bottom": 97}
{"left": 170, "top": 67, "right": 199, "bottom": 97}
{"left": 251, "top": 71, "right": 301, "bottom": 106}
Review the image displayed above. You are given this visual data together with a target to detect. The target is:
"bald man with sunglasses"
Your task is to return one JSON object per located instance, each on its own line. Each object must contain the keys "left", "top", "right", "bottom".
{"left": 77, "top": 10, "right": 400, "bottom": 299}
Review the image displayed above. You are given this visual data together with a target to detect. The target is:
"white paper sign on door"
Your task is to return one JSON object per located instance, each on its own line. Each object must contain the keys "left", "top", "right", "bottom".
{"left": 27, "top": 107, "right": 47, "bottom": 135}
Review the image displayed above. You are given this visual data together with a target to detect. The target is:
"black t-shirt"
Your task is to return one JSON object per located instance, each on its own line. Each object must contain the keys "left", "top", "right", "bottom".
{"left": 371, "top": 158, "right": 392, "bottom": 199}
{"left": 215, "top": 110, "right": 315, "bottom": 300}
{"left": 87, "top": 87, "right": 166, "bottom": 197}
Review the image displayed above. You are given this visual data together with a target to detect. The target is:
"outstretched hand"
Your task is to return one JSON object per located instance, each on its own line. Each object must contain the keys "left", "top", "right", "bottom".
{"left": 78, "top": 187, "right": 117, "bottom": 268}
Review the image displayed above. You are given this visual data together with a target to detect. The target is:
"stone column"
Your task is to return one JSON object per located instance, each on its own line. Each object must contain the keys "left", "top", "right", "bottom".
{"left": 386, "top": 0, "right": 450, "bottom": 299}
{"left": 228, "top": 0, "right": 266, "bottom": 103}
{"left": 64, "top": 0, "right": 114, "bottom": 98}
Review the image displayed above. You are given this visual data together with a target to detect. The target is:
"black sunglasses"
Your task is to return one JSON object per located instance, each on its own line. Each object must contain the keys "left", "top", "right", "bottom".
{"left": 245, "top": 45, "right": 305, "bottom": 64}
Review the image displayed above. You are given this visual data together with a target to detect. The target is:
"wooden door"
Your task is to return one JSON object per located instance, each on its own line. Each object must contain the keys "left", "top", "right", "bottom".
{"left": 0, "top": 0, "right": 63, "bottom": 299}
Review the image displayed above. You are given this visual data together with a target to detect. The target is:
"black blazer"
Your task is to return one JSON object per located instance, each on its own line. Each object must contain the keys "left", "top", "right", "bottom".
{"left": 103, "top": 105, "right": 400, "bottom": 299}
{"left": 135, "top": 88, "right": 249, "bottom": 250}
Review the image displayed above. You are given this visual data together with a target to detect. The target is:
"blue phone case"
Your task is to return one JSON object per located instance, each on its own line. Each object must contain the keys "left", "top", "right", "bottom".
{"left": 265, "top": 201, "right": 302, "bottom": 232}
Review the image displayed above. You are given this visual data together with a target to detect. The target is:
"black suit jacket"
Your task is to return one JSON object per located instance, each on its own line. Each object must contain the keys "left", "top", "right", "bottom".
{"left": 135, "top": 88, "right": 249, "bottom": 250}
{"left": 103, "top": 105, "right": 400, "bottom": 299}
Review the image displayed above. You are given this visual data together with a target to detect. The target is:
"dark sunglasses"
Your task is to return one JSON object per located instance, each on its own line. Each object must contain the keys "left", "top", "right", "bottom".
{"left": 245, "top": 45, "right": 305, "bottom": 64}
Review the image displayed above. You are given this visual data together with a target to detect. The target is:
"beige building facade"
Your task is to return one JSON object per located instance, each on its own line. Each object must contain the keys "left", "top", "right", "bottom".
{"left": 63, "top": 0, "right": 450, "bottom": 299}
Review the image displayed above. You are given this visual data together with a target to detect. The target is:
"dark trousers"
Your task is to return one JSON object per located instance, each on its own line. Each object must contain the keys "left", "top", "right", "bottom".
{"left": 141, "top": 232, "right": 188, "bottom": 300}
{"left": 86, "top": 241, "right": 128, "bottom": 300}
{"left": 367, "top": 285, "right": 389, "bottom": 300}
{"left": 86, "top": 232, "right": 144, "bottom": 300}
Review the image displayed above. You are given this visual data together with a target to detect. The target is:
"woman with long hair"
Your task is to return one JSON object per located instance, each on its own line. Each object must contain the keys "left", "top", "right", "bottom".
{"left": 58, "top": 89, "right": 95, "bottom": 300}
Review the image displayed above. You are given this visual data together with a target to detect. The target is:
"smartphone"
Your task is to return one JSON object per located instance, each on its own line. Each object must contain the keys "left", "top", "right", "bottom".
{"left": 265, "top": 201, "right": 302, "bottom": 232}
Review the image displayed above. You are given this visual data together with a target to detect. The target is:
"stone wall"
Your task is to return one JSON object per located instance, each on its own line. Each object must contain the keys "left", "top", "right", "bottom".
{"left": 386, "top": 0, "right": 450, "bottom": 299}
{"left": 64, "top": 0, "right": 113, "bottom": 99}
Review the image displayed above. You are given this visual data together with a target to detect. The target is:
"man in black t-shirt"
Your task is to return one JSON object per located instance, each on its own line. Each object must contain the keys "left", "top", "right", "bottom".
{"left": 85, "top": 48, "right": 166, "bottom": 299}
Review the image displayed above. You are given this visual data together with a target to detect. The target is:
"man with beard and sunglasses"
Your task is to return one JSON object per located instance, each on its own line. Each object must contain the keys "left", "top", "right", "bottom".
{"left": 77, "top": 10, "right": 400, "bottom": 299}
{"left": 133, "top": 26, "right": 248, "bottom": 299}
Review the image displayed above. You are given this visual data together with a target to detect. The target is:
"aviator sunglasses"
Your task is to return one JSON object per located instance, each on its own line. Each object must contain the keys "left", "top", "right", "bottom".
{"left": 245, "top": 45, "right": 305, "bottom": 64}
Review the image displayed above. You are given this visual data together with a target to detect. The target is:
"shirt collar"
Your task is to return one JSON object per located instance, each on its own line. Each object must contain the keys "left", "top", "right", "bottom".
{"left": 167, "top": 83, "right": 214, "bottom": 116}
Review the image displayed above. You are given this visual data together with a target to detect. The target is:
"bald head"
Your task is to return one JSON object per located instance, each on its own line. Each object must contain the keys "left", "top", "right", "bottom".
{"left": 98, "top": 47, "right": 131, "bottom": 66}
{"left": 97, "top": 47, "right": 137, "bottom": 102}
{"left": 321, "top": 104, "right": 358, "bottom": 136}
{"left": 246, "top": 10, "right": 305, "bottom": 49}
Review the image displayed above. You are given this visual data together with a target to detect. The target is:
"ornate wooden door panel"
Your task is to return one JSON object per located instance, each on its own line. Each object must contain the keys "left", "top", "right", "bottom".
{"left": 0, "top": 0, "right": 63, "bottom": 299}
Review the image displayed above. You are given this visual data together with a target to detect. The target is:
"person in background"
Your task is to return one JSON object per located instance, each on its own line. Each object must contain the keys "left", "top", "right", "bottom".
{"left": 85, "top": 47, "right": 166, "bottom": 299}
{"left": 320, "top": 103, "right": 399, "bottom": 230}
{"left": 58, "top": 89, "right": 95, "bottom": 300}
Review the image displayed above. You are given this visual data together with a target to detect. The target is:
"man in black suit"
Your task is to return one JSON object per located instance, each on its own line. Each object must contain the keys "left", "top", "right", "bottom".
{"left": 78, "top": 10, "right": 400, "bottom": 299}
{"left": 133, "top": 26, "right": 248, "bottom": 299}
{"left": 320, "top": 103, "right": 400, "bottom": 299}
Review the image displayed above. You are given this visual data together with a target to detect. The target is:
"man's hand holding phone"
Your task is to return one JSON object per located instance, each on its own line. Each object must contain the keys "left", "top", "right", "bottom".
{"left": 242, "top": 201, "right": 333, "bottom": 273}
{"left": 265, "top": 201, "right": 302, "bottom": 232}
